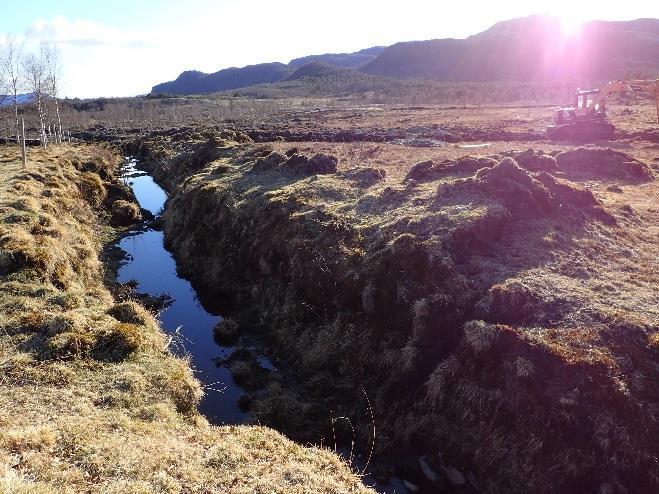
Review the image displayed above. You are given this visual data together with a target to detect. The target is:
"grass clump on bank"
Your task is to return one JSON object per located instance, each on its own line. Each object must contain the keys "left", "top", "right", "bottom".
{"left": 0, "top": 143, "right": 371, "bottom": 493}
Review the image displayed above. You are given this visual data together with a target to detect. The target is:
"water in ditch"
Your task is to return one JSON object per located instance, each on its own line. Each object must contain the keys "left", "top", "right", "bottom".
{"left": 116, "top": 158, "right": 262, "bottom": 424}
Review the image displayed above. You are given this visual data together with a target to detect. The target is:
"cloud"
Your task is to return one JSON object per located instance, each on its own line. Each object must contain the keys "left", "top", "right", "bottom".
{"left": 25, "top": 16, "right": 149, "bottom": 48}
{"left": 4, "top": 16, "right": 158, "bottom": 97}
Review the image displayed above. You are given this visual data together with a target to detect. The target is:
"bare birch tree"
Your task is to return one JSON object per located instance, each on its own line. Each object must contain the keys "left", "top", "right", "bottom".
{"left": 1, "top": 35, "right": 24, "bottom": 145}
{"left": 0, "top": 49, "right": 6, "bottom": 105}
{"left": 44, "top": 43, "right": 63, "bottom": 144}
{"left": 23, "top": 46, "right": 47, "bottom": 148}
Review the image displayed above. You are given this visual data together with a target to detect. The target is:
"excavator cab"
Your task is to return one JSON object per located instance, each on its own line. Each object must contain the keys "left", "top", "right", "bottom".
{"left": 575, "top": 89, "right": 606, "bottom": 120}
{"left": 576, "top": 90, "right": 598, "bottom": 110}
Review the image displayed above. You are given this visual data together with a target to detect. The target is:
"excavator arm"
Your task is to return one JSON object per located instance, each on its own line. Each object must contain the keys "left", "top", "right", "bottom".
{"left": 598, "top": 79, "right": 659, "bottom": 122}
{"left": 628, "top": 79, "right": 659, "bottom": 123}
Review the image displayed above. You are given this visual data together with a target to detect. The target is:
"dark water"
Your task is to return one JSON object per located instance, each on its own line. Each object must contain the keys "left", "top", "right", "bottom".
{"left": 117, "top": 158, "right": 250, "bottom": 424}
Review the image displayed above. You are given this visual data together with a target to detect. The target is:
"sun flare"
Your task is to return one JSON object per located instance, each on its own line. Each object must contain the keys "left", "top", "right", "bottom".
{"left": 544, "top": 7, "right": 591, "bottom": 36}
{"left": 557, "top": 15, "right": 585, "bottom": 35}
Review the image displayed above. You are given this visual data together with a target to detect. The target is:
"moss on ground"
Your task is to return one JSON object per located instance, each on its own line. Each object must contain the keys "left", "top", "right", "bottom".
{"left": 0, "top": 143, "right": 370, "bottom": 493}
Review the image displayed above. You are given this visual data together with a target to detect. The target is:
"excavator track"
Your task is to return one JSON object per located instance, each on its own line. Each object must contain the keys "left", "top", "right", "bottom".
{"left": 547, "top": 121, "right": 615, "bottom": 141}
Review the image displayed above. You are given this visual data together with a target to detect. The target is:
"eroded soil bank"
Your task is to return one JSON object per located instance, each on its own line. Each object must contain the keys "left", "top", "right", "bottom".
{"left": 0, "top": 143, "right": 371, "bottom": 493}
{"left": 125, "top": 127, "right": 659, "bottom": 493}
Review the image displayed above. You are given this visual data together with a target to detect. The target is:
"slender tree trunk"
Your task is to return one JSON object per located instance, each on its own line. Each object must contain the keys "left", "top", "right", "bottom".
{"left": 13, "top": 95, "right": 20, "bottom": 146}
{"left": 37, "top": 93, "right": 46, "bottom": 149}
{"left": 55, "top": 100, "right": 62, "bottom": 144}
{"left": 21, "top": 118, "right": 26, "bottom": 168}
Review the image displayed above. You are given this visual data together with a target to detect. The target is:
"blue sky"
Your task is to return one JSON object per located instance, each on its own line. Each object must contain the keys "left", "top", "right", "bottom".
{"left": 1, "top": 0, "right": 656, "bottom": 98}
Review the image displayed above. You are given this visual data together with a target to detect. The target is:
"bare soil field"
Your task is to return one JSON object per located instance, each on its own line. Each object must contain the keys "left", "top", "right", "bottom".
{"left": 232, "top": 102, "right": 659, "bottom": 143}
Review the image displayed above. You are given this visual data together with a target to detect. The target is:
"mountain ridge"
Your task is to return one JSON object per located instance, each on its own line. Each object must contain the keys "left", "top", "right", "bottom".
{"left": 151, "top": 16, "right": 659, "bottom": 95}
{"left": 362, "top": 16, "right": 659, "bottom": 80}
{"left": 288, "top": 46, "right": 386, "bottom": 69}
{"left": 151, "top": 62, "right": 293, "bottom": 95}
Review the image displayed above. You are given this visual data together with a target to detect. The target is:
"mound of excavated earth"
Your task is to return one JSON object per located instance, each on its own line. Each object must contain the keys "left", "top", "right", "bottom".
{"left": 129, "top": 129, "right": 659, "bottom": 493}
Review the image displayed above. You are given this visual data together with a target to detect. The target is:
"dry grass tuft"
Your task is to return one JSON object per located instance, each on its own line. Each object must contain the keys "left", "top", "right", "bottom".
{"left": 43, "top": 329, "right": 96, "bottom": 359}
{"left": 107, "top": 301, "right": 151, "bottom": 325}
{"left": 46, "top": 312, "right": 85, "bottom": 336}
{"left": 463, "top": 320, "right": 499, "bottom": 352}
{"left": 2, "top": 425, "right": 58, "bottom": 454}
{"left": 110, "top": 199, "right": 141, "bottom": 225}
{"left": 78, "top": 172, "right": 107, "bottom": 207}
{"left": 94, "top": 323, "right": 145, "bottom": 362}
{"left": 648, "top": 332, "right": 659, "bottom": 352}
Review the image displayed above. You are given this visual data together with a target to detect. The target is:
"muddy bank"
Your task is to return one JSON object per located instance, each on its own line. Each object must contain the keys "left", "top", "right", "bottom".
{"left": 127, "top": 129, "right": 659, "bottom": 492}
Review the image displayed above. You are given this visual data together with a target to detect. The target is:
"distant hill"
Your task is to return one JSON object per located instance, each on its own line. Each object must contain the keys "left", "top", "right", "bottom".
{"left": 0, "top": 93, "right": 35, "bottom": 107}
{"left": 151, "top": 16, "right": 659, "bottom": 95}
{"left": 283, "top": 61, "right": 353, "bottom": 81}
{"left": 362, "top": 16, "right": 659, "bottom": 81}
{"left": 288, "top": 46, "right": 386, "bottom": 69}
{"left": 151, "top": 63, "right": 293, "bottom": 95}
{"left": 152, "top": 48, "right": 385, "bottom": 95}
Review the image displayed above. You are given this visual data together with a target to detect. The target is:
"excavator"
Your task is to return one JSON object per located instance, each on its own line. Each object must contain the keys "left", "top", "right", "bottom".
{"left": 547, "top": 79, "right": 659, "bottom": 140}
